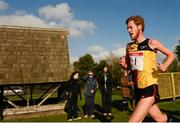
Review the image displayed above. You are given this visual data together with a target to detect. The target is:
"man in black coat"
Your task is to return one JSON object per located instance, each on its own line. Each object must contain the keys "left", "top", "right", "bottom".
{"left": 98, "top": 66, "right": 113, "bottom": 116}
{"left": 64, "top": 72, "right": 82, "bottom": 121}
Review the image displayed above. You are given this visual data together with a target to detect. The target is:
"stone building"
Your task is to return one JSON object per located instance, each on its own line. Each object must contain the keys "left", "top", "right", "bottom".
{"left": 0, "top": 25, "right": 70, "bottom": 85}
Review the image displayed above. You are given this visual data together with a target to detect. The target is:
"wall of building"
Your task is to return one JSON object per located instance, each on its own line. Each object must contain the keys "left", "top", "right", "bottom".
{"left": 0, "top": 26, "right": 70, "bottom": 85}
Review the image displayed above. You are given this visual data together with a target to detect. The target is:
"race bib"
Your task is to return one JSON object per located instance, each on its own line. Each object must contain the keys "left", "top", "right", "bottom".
{"left": 129, "top": 52, "right": 144, "bottom": 71}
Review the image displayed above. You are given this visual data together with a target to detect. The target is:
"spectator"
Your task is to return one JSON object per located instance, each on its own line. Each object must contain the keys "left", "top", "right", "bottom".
{"left": 120, "top": 70, "right": 133, "bottom": 111}
{"left": 65, "top": 72, "right": 82, "bottom": 121}
{"left": 98, "top": 66, "right": 113, "bottom": 116}
{"left": 84, "top": 71, "right": 97, "bottom": 118}
{"left": 127, "top": 70, "right": 135, "bottom": 109}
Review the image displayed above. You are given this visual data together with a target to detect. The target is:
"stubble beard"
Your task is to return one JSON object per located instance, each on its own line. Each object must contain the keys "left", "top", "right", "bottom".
{"left": 130, "top": 29, "right": 141, "bottom": 42}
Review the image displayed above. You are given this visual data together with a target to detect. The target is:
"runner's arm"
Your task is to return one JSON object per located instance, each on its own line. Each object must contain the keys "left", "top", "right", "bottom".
{"left": 149, "top": 39, "right": 175, "bottom": 72}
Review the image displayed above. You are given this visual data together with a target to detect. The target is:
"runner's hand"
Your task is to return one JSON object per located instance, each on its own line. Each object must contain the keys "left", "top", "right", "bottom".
{"left": 119, "top": 56, "right": 126, "bottom": 67}
{"left": 158, "top": 63, "right": 167, "bottom": 72}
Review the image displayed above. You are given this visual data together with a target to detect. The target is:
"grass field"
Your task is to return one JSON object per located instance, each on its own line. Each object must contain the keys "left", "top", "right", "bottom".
{"left": 3, "top": 89, "right": 180, "bottom": 122}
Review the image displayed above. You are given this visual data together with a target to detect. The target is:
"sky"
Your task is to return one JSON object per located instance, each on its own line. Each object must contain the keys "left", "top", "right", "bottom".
{"left": 0, "top": 0, "right": 179, "bottom": 63}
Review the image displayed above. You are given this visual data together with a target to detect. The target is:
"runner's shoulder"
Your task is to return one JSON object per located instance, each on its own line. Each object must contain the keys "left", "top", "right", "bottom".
{"left": 148, "top": 38, "right": 161, "bottom": 49}
{"left": 148, "top": 38, "right": 160, "bottom": 45}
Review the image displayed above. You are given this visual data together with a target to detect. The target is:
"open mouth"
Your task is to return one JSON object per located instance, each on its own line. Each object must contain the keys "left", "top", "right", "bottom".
{"left": 129, "top": 33, "right": 133, "bottom": 37}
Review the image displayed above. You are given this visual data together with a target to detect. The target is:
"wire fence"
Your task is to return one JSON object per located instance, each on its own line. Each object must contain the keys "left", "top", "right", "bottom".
{"left": 158, "top": 72, "right": 180, "bottom": 100}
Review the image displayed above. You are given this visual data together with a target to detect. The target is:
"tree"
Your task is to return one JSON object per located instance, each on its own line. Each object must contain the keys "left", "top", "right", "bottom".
{"left": 73, "top": 54, "right": 97, "bottom": 77}
{"left": 73, "top": 61, "right": 81, "bottom": 72}
{"left": 96, "top": 60, "right": 108, "bottom": 72}
{"left": 110, "top": 57, "right": 122, "bottom": 88}
{"left": 167, "top": 58, "right": 180, "bottom": 72}
{"left": 174, "top": 40, "right": 180, "bottom": 61}
{"left": 73, "top": 54, "right": 122, "bottom": 88}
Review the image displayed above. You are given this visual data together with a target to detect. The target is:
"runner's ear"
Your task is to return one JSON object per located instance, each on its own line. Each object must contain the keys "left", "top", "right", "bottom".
{"left": 138, "top": 25, "right": 142, "bottom": 30}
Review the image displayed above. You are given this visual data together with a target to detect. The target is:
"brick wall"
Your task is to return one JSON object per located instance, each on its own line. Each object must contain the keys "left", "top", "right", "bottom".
{"left": 0, "top": 26, "right": 70, "bottom": 85}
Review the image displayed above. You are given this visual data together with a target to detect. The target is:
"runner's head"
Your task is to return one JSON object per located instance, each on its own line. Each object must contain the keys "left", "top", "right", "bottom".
{"left": 126, "top": 15, "right": 144, "bottom": 41}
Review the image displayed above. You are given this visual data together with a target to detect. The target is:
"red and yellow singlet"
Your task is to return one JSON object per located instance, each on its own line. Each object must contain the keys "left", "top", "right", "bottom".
{"left": 127, "top": 39, "right": 158, "bottom": 89}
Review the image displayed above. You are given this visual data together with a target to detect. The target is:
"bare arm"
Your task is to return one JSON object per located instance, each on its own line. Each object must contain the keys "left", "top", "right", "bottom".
{"left": 149, "top": 39, "right": 175, "bottom": 72}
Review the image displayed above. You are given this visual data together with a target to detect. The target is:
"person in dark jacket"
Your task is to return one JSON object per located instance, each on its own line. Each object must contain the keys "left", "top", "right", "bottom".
{"left": 98, "top": 66, "right": 113, "bottom": 116}
{"left": 84, "top": 71, "right": 97, "bottom": 118}
{"left": 66, "top": 72, "right": 82, "bottom": 121}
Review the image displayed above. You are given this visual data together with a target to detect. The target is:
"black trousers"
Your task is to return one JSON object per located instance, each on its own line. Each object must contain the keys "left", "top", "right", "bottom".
{"left": 67, "top": 96, "right": 79, "bottom": 119}
{"left": 85, "top": 95, "right": 95, "bottom": 115}
{"left": 101, "top": 89, "right": 112, "bottom": 113}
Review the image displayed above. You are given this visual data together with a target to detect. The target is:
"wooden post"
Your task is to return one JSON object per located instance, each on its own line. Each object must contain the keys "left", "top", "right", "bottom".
{"left": 27, "top": 86, "right": 30, "bottom": 107}
{"left": 0, "top": 86, "right": 4, "bottom": 120}
{"left": 4, "top": 98, "right": 19, "bottom": 108}
{"left": 171, "top": 73, "right": 176, "bottom": 101}
{"left": 37, "top": 85, "right": 61, "bottom": 107}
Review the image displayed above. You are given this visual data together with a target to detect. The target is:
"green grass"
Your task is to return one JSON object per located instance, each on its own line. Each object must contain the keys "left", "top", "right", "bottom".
{"left": 3, "top": 89, "right": 180, "bottom": 122}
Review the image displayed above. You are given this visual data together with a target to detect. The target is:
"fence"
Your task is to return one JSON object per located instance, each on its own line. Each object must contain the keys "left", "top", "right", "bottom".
{"left": 158, "top": 72, "right": 180, "bottom": 100}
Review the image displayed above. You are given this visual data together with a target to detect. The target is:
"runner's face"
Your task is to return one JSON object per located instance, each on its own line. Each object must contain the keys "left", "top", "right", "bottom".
{"left": 127, "top": 20, "right": 141, "bottom": 41}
